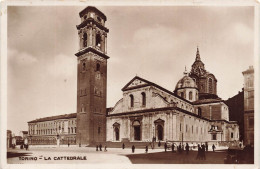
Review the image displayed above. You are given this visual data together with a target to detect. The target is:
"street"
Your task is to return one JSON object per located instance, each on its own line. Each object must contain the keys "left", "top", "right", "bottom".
{"left": 7, "top": 146, "right": 228, "bottom": 164}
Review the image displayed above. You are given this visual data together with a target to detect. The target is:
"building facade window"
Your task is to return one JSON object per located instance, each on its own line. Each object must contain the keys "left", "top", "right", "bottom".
{"left": 249, "top": 117, "right": 254, "bottom": 128}
{"left": 189, "top": 91, "right": 192, "bottom": 100}
{"left": 212, "top": 134, "right": 217, "bottom": 140}
{"left": 98, "top": 127, "right": 101, "bottom": 134}
{"left": 130, "top": 94, "right": 134, "bottom": 107}
{"left": 83, "top": 33, "right": 87, "bottom": 47}
{"left": 96, "top": 63, "right": 100, "bottom": 71}
{"left": 180, "top": 92, "right": 184, "bottom": 98}
{"left": 231, "top": 132, "right": 233, "bottom": 138}
{"left": 208, "top": 78, "right": 213, "bottom": 94}
{"left": 141, "top": 92, "right": 146, "bottom": 106}
{"left": 96, "top": 34, "right": 101, "bottom": 48}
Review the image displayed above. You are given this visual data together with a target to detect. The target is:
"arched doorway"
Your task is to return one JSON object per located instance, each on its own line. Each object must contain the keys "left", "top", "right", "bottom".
{"left": 133, "top": 120, "right": 141, "bottom": 141}
{"left": 115, "top": 127, "right": 119, "bottom": 141}
{"left": 157, "top": 125, "right": 163, "bottom": 141}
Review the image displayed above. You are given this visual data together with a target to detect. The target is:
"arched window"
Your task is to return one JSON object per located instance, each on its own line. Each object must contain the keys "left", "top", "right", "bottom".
{"left": 74, "top": 127, "right": 76, "bottom": 133}
{"left": 68, "top": 128, "right": 70, "bottom": 134}
{"left": 71, "top": 127, "right": 73, "bottom": 133}
{"left": 180, "top": 92, "right": 184, "bottom": 98}
{"left": 208, "top": 78, "right": 213, "bottom": 94}
{"left": 96, "top": 34, "right": 101, "bottom": 48}
{"left": 141, "top": 92, "right": 146, "bottom": 106}
{"left": 96, "top": 63, "right": 100, "bottom": 71}
{"left": 82, "top": 62, "right": 86, "bottom": 71}
{"left": 189, "top": 91, "right": 192, "bottom": 100}
{"left": 83, "top": 33, "right": 87, "bottom": 47}
{"left": 130, "top": 94, "right": 134, "bottom": 107}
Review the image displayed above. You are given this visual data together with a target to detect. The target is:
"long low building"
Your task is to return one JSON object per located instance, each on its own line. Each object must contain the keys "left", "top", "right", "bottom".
{"left": 28, "top": 113, "right": 77, "bottom": 145}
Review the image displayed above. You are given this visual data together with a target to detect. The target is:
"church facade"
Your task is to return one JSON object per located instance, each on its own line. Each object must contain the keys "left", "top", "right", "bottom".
{"left": 27, "top": 6, "right": 239, "bottom": 146}
{"left": 106, "top": 49, "right": 239, "bottom": 144}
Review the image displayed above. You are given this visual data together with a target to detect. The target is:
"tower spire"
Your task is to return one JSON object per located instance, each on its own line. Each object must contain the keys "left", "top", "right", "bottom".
{"left": 196, "top": 46, "right": 201, "bottom": 61}
{"left": 183, "top": 66, "right": 188, "bottom": 76}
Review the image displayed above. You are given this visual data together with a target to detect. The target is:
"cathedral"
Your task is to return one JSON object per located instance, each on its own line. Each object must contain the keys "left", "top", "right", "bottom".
{"left": 27, "top": 6, "right": 239, "bottom": 146}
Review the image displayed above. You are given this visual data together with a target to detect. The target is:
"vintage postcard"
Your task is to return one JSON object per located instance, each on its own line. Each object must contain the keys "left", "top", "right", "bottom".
{"left": 1, "top": 0, "right": 259, "bottom": 169}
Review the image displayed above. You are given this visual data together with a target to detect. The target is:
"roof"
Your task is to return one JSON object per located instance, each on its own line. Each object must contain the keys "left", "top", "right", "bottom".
{"left": 175, "top": 75, "right": 197, "bottom": 91}
{"left": 28, "top": 113, "right": 77, "bottom": 123}
{"left": 193, "top": 98, "right": 223, "bottom": 105}
{"left": 121, "top": 76, "right": 192, "bottom": 104}
{"left": 79, "top": 6, "right": 107, "bottom": 21}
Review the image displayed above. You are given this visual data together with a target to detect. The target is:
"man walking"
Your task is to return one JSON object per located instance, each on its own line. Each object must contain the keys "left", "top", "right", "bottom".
{"left": 185, "top": 143, "right": 189, "bottom": 154}
{"left": 122, "top": 143, "right": 125, "bottom": 149}
{"left": 212, "top": 144, "right": 216, "bottom": 152}
{"left": 164, "top": 142, "right": 167, "bottom": 152}
{"left": 99, "top": 144, "right": 102, "bottom": 151}
{"left": 145, "top": 145, "right": 148, "bottom": 153}
{"left": 171, "top": 143, "right": 175, "bottom": 153}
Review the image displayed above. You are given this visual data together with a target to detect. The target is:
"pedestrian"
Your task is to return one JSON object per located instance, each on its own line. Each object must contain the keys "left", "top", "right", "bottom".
{"left": 145, "top": 145, "right": 148, "bottom": 153}
{"left": 185, "top": 143, "right": 189, "bottom": 154}
{"left": 205, "top": 142, "right": 208, "bottom": 152}
{"left": 96, "top": 145, "right": 98, "bottom": 151}
{"left": 171, "top": 143, "right": 175, "bottom": 153}
{"left": 201, "top": 144, "right": 206, "bottom": 160}
{"left": 212, "top": 144, "right": 216, "bottom": 152}
{"left": 68, "top": 143, "right": 70, "bottom": 147}
{"left": 196, "top": 144, "right": 201, "bottom": 160}
{"left": 158, "top": 141, "right": 161, "bottom": 147}
{"left": 132, "top": 145, "right": 135, "bottom": 153}
{"left": 122, "top": 143, "right": 125, "bottom": 149}
{"left": 178, "top": 143, "right": 182, "bottom": 154}
{"left": 104, "top": 145, "right": 107, "bottom": 152}
{"left": 99, "top": 144, "right": 102, "bottom": 151}
{"left": 164, "top": 142, "right": 167, "bottom": 152}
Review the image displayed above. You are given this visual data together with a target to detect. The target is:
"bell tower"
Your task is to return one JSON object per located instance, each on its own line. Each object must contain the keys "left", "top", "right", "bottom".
{"left": 75, "top": 6, "right": 109, "bottom": 145}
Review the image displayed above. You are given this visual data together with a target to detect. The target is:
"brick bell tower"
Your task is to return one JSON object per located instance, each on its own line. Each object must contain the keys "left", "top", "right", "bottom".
{"left": 75, "top": 6, "right": 109, "bottom": 145}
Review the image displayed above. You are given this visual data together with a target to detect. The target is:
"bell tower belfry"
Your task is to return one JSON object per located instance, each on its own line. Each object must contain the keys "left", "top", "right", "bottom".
{"left": 75, "top": 6, "right": 109, "bottom": 145}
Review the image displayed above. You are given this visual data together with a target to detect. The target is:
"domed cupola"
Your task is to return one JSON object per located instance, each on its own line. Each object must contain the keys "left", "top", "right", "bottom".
{"left": 174, "top": 67, "right": 199, "bottom": 102}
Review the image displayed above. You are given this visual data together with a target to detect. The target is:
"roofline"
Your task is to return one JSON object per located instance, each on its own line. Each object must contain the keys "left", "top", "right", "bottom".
{"left": 79, "top": 6, "right": 107, "bottom": 21}
{"left": 28, "top": 113, "right": 77, "bottom": 123}
{"left": 75, "top": 47, "right": 109, "bottom": 59}
{"left": 121, "top": 76, "right": 192, "bottom": 104}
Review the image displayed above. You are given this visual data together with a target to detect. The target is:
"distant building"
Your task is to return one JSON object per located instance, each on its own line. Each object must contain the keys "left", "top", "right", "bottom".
{"left": 225, "top": 89, "right": 244, "bottom": 141}
{"left": 27, "top": 113, "right": 77, "bottom": 145}
{"left": 243, "top": 66, "right": 254, "bottom": 145}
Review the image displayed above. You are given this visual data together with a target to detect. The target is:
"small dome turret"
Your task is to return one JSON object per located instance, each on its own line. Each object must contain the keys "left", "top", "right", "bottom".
{"left": 175, "top": 67, "right": 199, "bottom": 102}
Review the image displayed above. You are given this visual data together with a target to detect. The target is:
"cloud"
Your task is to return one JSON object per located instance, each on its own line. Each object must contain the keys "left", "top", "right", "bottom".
{"left": 46, "top": 53, "right": 77, "bottom": 78}
{"left": 8, "top": 49, "right": 38, "bottom": 65}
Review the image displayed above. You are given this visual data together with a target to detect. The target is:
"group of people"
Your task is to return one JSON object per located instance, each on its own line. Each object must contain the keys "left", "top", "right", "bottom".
{"left": 96, "top": 144, "right": 107, "bottom": 152}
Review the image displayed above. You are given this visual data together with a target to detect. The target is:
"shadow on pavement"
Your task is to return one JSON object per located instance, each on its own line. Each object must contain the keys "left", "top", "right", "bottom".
{"left": 124, "top": 150, "right": 227, "bottom": 164}
{"left": 7, "top": 152, "right": 32, "bottom": 158}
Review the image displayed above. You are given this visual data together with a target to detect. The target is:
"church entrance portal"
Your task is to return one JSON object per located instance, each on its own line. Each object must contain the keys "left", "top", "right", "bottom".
{"left": 134, "top": 126, "right": 141, "bottom": 141}
{"left": 115, "top": 127, "right": 119, "bottom": 141}
{"left": 133, "top": 120, "right": 141, "bottom": 141}
{"left": 157, "top": 125, "right": 163, "bottom": 141}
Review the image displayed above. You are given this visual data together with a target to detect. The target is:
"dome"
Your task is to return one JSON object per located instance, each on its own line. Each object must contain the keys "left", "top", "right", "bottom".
{"left": 175, "top": 75, "right": 197, "bottom": 91}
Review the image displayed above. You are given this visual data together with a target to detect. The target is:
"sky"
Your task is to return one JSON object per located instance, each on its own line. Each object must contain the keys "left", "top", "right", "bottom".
{"left": 7, "top": 6, "right": 254, "bottom": 135}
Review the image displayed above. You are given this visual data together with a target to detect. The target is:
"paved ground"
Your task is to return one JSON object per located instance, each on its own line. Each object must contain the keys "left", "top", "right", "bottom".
{"left": 7, "top": 147, "right": 227, "bottom": 164}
